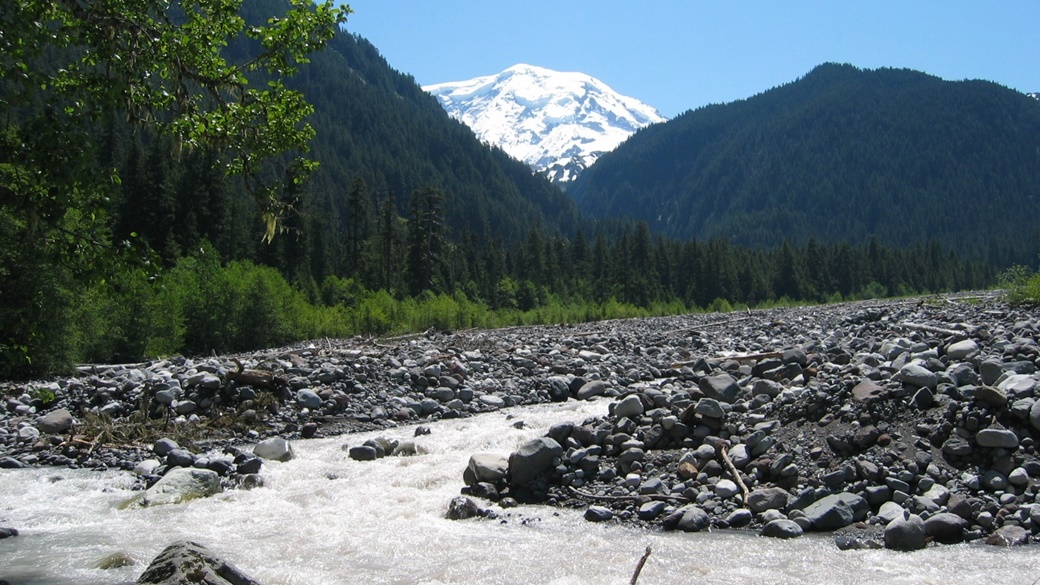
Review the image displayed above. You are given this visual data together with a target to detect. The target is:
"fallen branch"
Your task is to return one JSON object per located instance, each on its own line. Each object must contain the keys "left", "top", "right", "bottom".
{"left": 225, "top": 359, "right": 287, "bottom": 391}
{"left": 630, "top": 546, "right": 652, "bottom": 585}
{"left": 568, "top": 485, "right": 689, "bottom": 504}
{"left": 900, "top": 322, "right": 973, "bottom": 338}
{"left": 715, "top": 441, "right": 750, "bottom": 507}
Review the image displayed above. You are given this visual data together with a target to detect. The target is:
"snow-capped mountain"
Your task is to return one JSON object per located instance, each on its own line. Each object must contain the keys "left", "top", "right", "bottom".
{"left": 424, "top": 64, "right": 666, "bottom": 183}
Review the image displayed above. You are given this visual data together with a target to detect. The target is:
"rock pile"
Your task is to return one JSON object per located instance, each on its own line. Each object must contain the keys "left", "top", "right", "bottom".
{"left": 456, "top": 294, "right": 1040, "bottom": 549}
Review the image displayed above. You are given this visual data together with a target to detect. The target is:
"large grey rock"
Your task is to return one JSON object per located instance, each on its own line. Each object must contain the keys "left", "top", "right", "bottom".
{"left": 136, "top": 540, "right": 261, "bottom": 585}
{"left": 1030, "top": 400, "right": 1040, "bottom": 432}
{"left": 923, "top": 512, "right": 968, "bottom": 544}
{"left": 37, "top": 408, "right": 74, "bottom": 434}
{"left": 584, "top": 506, "right": 613, "bottom": 522}
{"left": 884, "top": 513, "right": 926, "bottom": 551}
{"left": 466, "top": 453, "right": 508, "bottom": 485}
{"left": 445, "top": 496, "right": 486, "bottom": 520}
{"left": 946, "top": 339, "right": 979, "bottom": 360}
{"left": 760, "top": 519, "right": 803, "bottom": 539}
{"left": 508, "top": 437, "right": 563, "bottom": 486}
{"left": 897, "top": 363, "right": 938, "bottom": 389}
{"left": 296, "top": 389, "right": 322, "bottom": 409}
{"left": 576, "top": 380, "right": 609, "bottom": 401}
{"left": 136, "top": 468, "right": 222, "bottom": 507}
{"left": 714, "top": 479, "right": 740, "bottom": 499}
{"left": 694, "top": 398, "right": 726, "bottom": 419}
{"left": 975, "top": 426, "right": 1019, "bottom": 449}
{"left": 876, "top": 501, "right": 905, "bottom": 525}
{"left": 613, "top": 395, "right": 644, "bottom": 419}
{"left": 675, "top": 506, "right": 711, "bottom": 532}
{"left": 985, "top": 525, "right": 1029, "bottom": 547}
{"left": 699, "top": 373, "right": 741, "bottom": 403}
{"left": 748, "top": 487, "right": 791, "bottom": 514}
{"left": 253, "top": 437, "right": 294, "bottom": 462}
{"left": 802, "top": 493, "right": 862, "bottom": 530}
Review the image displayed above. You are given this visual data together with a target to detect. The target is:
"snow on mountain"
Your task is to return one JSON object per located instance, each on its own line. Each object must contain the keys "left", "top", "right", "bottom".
{"left": 424, "top": 64, "right": 666, "bottom": 183}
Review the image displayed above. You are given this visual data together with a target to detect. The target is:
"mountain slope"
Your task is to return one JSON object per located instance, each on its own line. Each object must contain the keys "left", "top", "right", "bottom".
{"left": 286, "top": 28, "right": 581, "bottom": 246}
{"left": 424, "top": 64, "right": 665, "bottom": 183}
{"left": 568, "top": 63, "right": 1040, "bottom": 264}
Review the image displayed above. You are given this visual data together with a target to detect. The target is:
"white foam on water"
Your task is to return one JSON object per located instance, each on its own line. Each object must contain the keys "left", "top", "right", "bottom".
{"left": 0, "top": 399, "right": 1036, "bottom": 584}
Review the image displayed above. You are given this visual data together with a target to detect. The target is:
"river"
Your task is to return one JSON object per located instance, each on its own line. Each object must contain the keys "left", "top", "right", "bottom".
{"left": 0, "top": 400, "right": 1036, "bottom": 584}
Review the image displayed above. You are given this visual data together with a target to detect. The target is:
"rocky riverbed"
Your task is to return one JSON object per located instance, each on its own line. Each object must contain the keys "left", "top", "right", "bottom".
{"left": 2, "top": 292, "right": 1039, "bottom": 558}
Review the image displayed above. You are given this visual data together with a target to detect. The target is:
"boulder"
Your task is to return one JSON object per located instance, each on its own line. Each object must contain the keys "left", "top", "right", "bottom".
{"left": 37, "top": 408, "right": 74, "bottom": 434}
{"left": 445, "top": 496, "right": 486, "bottom": 520}
{"left": 884, "top": 513, "right": 927, "bottom": 551}
{"left": 693, "top": 398, "right": 726, "bottom": 419}
{"left": 748, "top": 487, "right": 791, "bottom": 514}
{"left": 584, "top": 506, "right": 614, "bottom": 522}
{"left": 975, "top": 426, "right": 1019, "bottom": 449}
{"left": 136, "top": 540, "right": 260, "bottom": 585}
{"left": 136, "top": 468, "right": 222, "bottom": 507}
{"left": 946, "top": 339, "right": 979, "bottom": 360}
{"left": 923, "top": 512, "right": 968, "bottom": 544}
{"left": 613, "top": 395, "right": 644, "bottom": 419}
{"left": 897, "top": 363, "right": 938, "bottom": 389}
{"left": 466, "top": 453, "right": 509, "bottom": 485}
{"left": 253, "top": 437, "right": 294, "bottom": 462}
{"left": 801, "top": 493, "right": 863, "bottom": 530}
{"left": 760, "top": 519, "right": 803, "bottom": 539}
{"left": 675, "top": 506, "right": 711, "bottom": 532}
{"left": 508, "top": 437, "right": 563, "bottom": 486}
{"left": 985, "top": 525, "right": 1029, "bottom": 547}
{"left": 575, "top": 380, "right": 609, "bottom": 401}
{"left": 296, "top": 389, "right": 322, "bottom": 409}
{"left": 699, "top": 373, "right": 741, "bottom": 403}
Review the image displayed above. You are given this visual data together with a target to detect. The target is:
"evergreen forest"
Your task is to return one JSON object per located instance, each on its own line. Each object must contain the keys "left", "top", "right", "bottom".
{"left": 569, "top": 63, "right": 1040, "bottom": 268}
{"left": 0, "top": 5, "right": 1025, "bottom": 379}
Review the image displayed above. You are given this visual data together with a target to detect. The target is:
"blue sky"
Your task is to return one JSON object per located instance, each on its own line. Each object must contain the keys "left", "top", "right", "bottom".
{"left": 345, "top": 1, "right": 1039, "bottom": 118}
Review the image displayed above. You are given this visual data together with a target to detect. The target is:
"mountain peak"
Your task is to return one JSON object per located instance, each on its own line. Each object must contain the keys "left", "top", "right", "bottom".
{"left": 424, "top": 65, "right": 665, "bottom": 183}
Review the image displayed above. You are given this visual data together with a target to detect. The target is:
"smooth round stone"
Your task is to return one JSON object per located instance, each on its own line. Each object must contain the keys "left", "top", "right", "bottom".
{"left": 715, "top": 479, "right": 740, "bottom": 499}
{"left": 296, "top": 389, "right": 323, "bottom": 409}
{"left": 134, "top": 459, "right": 161, "bottom": 476}
{"left": 173, "top": 400, "right": 197, "bottom": 415}
{"left": 153, "top": 438, "right": 179, "bottom": 456}
{"left": 760, "top": 519, "right": 803, "bottom": 539}
{"left": 17, "top": 427, "right": 40, "bottom": 440}
{"left": 478, "top": 395, "right": 505, "bottom": 408}
{"left": 165, "top": 449, "right": 196, "bottom": 468}
{"left": 584, "top": 506, "right": 613, "bottom": 522}
{"left": 976, "top": 427, "right": 1019, "bottom": 449}
{"left": 613, "top": 395, "right": 645, "bottom": 419}
{"left": 1009, "top": 467, "right": 1030, "bottom": 486}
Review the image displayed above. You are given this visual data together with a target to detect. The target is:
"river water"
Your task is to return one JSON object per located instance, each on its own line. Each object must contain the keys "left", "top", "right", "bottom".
{"left": 0, "top": 400, "right": 1036, "bottom": 585}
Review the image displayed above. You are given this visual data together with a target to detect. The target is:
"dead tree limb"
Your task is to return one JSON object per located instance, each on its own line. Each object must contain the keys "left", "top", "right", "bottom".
{"left": 630, "top": 547, "right": 652, "bottom": 585}
{"left": 225, "top": 358, "right": 287, "bottom": 391}
{"left": 900, "top": 322, "right": 973, "bottom": 338}
{"left": 568, "top": 486, "right": 689, "bottom": 504}
{"left": 715, "top": 441, "right": 750, "bottom": 507}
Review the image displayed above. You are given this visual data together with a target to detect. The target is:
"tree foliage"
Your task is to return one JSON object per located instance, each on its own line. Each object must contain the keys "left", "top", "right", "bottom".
{"left": 0, "top": 0, "right": 348, "bottom": 376}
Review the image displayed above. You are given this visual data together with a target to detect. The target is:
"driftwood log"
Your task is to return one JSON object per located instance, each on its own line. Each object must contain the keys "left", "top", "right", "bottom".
{"left": 715, "top": 440, "right": 750, "bottom": 507}
{"left": 225, "top": 359, "right": 288, "bottom": 391}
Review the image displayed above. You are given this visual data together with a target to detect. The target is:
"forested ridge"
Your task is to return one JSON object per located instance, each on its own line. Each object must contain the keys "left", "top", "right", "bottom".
{"left": 569, "top": 63, "right": 1040, "bottom": 267}
{"left": 0, "top": 5, "right": 1019, "bottom": 379}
